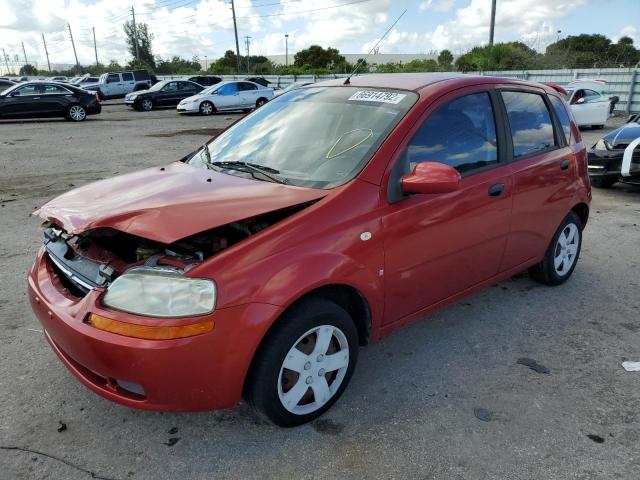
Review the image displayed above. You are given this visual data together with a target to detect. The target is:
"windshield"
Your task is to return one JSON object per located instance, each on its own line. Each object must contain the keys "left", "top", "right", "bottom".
{"left": 562, "top": 89, "right": 574, "bottom": 101}
{"left": 202, "top": 84, "right": 220, "bottom": 95}
{"left": 187, "top": 86, "right": 417, "bottom": 189}
{"left": 149, "top": 81, "right": 166, "bottom": 92}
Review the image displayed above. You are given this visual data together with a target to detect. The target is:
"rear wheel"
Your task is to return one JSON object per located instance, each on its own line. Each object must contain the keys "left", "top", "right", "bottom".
{"left": 256, "top": 97, "right": 268, "bottom": 108}
{"left": 140, "top": 99, "right": 153, "bottom": 111}
{"left": 66, "top": 104, "right": 86, "bottom": 122}
{"left": 591, "top": 177, "right": 617, "bottom": 188}
{"left": 199, "top": 101, "right": 214, "bottom": 115}
{"left": 529, "top": 211, "right": 582, "bottom": 286}
{"left": 244, "top": 298, "right": 358, "bottom": 427}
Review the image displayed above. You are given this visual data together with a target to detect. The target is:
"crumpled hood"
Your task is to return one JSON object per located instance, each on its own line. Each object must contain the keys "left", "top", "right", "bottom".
{"left": 36, "top": 162, "right": 326, "bottom": 243}
{"left": 602, "top": 122, "right": 640, "bottom": 147}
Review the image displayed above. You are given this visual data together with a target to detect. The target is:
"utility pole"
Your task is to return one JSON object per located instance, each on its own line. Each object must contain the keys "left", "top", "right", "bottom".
{"left": 1, "top": 48, "right": 10, "bottom": 74}
{"left": 92, "top": 27, "right": 99, "bottom": 66}
{"left": 21, "top": 41, "right": 28, "bottom": 66}
{"left": 41, "top": 33, "right": 51, "bottom": 72}
{"left": 131, "top": 6, "right": 140, "bottom": 62}
{"left": 285, "top": 33, "right": 289, "bottom": 67}
{"left": 230, "top": 0, "right": 241, "bottom": 74}
{"left": 244, "top": 35, "right": 251, "bottom": 74}
{"left": 204, "top": 55, "right": 208, "bottom": 70}
{"left": 489, "top": 0, "right": 496, "bottom": 46}
{"left": 67, "top": 24, "right": 80, "bottom": 72}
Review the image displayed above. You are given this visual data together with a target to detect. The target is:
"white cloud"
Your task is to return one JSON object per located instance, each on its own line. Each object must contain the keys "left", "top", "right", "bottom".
{"left": 419, "top": 0, "right": 455, "bottom": 13}
{"left": 615, "top": 25, "right": 638, "bottom": 45}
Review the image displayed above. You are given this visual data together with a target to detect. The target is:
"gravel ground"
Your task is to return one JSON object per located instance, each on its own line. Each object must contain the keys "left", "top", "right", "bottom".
{"left": 0, "top": 105, "right": 639, "bottom": 480}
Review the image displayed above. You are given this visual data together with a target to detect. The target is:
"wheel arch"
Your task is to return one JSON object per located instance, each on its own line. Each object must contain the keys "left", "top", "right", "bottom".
{"left": 241, "top": 283, "right": 371, "bottom": 396}
{"left": 256, "top": 96, "right": 269, "bottom": 106}
{"left": 571, "top": 202, "right": 589, "bottom": 228}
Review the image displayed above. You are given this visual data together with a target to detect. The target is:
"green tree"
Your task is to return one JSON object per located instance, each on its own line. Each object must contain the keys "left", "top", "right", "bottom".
{"left": 19, "top": 64, "right": 38, "bottom": 76}
{"left": 124, "top": 20, "right": 155, "bottom": 69}
{"left": 543, "top": 33, "right": 629, "bottom": 68}
{"left": 294, "top": 45, "right": 347, "bottom": 71}
{"left": 455, "top": 42, "right": 542, "bottom": 71}
{"left": 437, "top": 49, "right": 454, "bottom": 70}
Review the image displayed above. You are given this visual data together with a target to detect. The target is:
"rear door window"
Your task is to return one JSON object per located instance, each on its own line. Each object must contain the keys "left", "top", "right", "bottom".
{"left": 122, "top": 72, "right": 133, "bottom": 81}
{"left": 406, "top": 92, "right": 499, "bottom": 174}
{"left": 501, "top": 91, "right": 556, "bottom": 158}
{"left": 238, "top": 82, "right": 257, "bottom": 91}
{"left": 549, "top": 95, "right": 572, "bottom": 143}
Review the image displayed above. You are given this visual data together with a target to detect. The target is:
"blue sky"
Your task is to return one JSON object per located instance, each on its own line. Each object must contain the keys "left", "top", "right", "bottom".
{"left": 0, "top": 0, "right": 638, "bottom": 67}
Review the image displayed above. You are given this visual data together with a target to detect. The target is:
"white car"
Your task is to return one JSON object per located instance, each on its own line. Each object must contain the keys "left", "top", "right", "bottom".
{"left": 564, "top": 79, "right": 611, "bottom": 129}
{"left": 177, "top": 80, "right": 273, "bottom": 115}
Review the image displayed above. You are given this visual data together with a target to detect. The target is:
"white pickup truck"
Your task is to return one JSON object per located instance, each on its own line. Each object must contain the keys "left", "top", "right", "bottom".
{"left": 83, "top": 70, "right": 154, "bottom": 100}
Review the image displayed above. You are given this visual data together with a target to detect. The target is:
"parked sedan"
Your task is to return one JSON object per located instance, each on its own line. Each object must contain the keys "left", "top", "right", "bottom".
{"left": 0, "top": 81, "right": 101, "bottom": 121}
{"left": 29, "top": 74, "right": 590, "bottom": 426}
{"left": 588, "top": 116, "right": 640, "bottom": 187}
{"left": 125, "top": 80, "right": 204, "bottom": 111}
{"left": 177, "top": 80, "right": 273, "bottom": 115}
{"left": 188, "top": 75, "right": 222, "bottom": 87}
{"left": 0, "top": 79, "right": 16, "bottom": 92}
{"left": 564, "top": 79, "right": 610, "bottom": 128}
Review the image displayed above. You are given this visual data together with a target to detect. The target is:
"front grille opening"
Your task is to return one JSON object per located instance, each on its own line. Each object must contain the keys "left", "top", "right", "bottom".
{"left": 49, "top": 257, "right": 88, "bottom": 298}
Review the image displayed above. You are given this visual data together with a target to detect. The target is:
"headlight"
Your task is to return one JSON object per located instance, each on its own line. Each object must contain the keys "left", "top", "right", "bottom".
{"left": 128, "top": 94, "right": 137, "bottom": 100}
{"left": 594, "top": 139, "right": 611, "bottom": 151}
{"left": 103, "top": 267, "right": 216, "bottom": 317}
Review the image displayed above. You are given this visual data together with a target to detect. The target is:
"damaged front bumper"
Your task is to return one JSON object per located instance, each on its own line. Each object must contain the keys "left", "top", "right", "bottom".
{"left": 27, "top": 247, "right": 283, "bottom": 411}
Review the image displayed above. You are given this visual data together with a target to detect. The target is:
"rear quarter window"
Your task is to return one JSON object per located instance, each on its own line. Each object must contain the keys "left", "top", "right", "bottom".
{"left": 502, "top": 91, "right": 556, "bottom": 158}
{"left": 548, "top": 95, "right": 572, "bottom": 143}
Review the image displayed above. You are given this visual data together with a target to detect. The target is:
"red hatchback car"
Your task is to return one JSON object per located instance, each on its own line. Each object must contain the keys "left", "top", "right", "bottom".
{"left": 28, "top": 74, "right": 590, "bottom": 426}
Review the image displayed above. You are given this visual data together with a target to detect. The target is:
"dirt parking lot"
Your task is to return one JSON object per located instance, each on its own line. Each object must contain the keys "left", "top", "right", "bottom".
{"left": 1, "top": 103, "right": 639, "bottom": 480}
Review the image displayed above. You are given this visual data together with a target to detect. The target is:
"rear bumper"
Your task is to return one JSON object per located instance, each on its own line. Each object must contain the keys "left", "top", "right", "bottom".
{"left": 27, "top": 248, "right": 283, "bottom": 411}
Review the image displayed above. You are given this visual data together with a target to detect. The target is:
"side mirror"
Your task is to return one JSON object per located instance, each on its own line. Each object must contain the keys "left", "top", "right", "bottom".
{"left": 575, "top": 97, "right": 585, "bottom": 105}
{"left": 401, "top": 161, "right": 461, "bottom": 195}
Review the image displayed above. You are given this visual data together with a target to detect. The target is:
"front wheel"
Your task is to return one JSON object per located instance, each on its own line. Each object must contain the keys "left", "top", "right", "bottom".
{"left": 199, "top": 101, "right": 214, "bottom": 115}
{"left": 244, "top": 299, "right": 358, "bottom": 427}
{"left": 66, "top": 105, "right": 86, "bottom": 122}
{"left": 139, "top": 99, "right": 153, "bottom": 111}
{"left": 529, "top": 211, "right": 583, "bottom": 285}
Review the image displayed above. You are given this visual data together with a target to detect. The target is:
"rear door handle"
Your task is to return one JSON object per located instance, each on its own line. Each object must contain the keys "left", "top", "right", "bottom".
{"left": 560, "top": 159, "right": 570, "bottom": 170}
{"left": 488, "top": 183, "right": 505, "bottom": 197}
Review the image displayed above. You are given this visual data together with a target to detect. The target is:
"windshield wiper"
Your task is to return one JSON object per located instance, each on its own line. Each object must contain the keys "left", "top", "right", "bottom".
{"left": 210, "top": 161, "right": 287, "bottom": 184}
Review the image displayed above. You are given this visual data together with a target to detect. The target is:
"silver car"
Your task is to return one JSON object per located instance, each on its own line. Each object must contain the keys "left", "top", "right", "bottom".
{"left": 177, "top": 80, "right": 273, "bottom": 115}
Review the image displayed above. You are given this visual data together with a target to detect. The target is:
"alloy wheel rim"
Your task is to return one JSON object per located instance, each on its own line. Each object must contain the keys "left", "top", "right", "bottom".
{"left": 201, "top": 102, "right": 213, "bottom": 114}
{"left": 142, "top": 100, "right": 152, "bottom": 110}
{"left": 278, "top": 325, "right": 349, "bottom": 415}
{"left": 69, "top": 106, "right": 85, "bottom": 121}
{"left": 554, "top": 223, "right": 579, "bottom": 276}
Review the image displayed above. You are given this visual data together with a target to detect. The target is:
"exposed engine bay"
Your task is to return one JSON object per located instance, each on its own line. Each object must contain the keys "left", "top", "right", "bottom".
{"left": 43, "top": 202, "right": 313, "bottom": 297}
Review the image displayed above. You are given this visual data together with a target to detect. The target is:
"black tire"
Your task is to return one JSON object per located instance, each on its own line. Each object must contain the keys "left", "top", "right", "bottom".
{"left": 590, "top": 177, "right": 617, "bottom": 188}
{"left": 66, "top": 104, "right": 86, "bottom": 122}
{"left": 139, "top": 98, "right": 153, "bottom": 111}
{"left": 244, "top": 298, "right": 359, "bottom": 427}
{"left": 256, "top": 97, "right": 268, "bottom": 108}
{"left": 529, "top": 211, "right": 583, "bottom": 286}
{"left": 199, "top": 101, "right": 215, "bottom": 115}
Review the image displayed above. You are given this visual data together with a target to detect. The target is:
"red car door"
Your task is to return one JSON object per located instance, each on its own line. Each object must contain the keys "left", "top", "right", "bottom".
{"left": 497, "top": 88, "right": 578, "bottom": 270}
{"left": 381, "top": 87, "right": 513, "bottom": 324}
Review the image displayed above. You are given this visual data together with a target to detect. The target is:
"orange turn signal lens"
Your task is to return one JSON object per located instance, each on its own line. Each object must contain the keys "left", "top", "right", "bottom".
{"left": 87, "top": 313, "right": 213, "bottom": 340}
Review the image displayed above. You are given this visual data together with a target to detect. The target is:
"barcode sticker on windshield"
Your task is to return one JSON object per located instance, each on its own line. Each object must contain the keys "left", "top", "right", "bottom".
{"left": 348, "top": 91, "right": 406, "bottom": 104}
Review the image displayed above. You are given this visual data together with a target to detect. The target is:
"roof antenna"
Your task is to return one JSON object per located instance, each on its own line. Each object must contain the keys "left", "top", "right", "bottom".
{"left": 344, "top": 9, "right": 407, "bottom": 85}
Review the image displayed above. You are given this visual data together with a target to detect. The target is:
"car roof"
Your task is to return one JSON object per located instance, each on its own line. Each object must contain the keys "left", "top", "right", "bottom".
{"left": 314, "top": 73, "right": 554, "bottom": 93}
